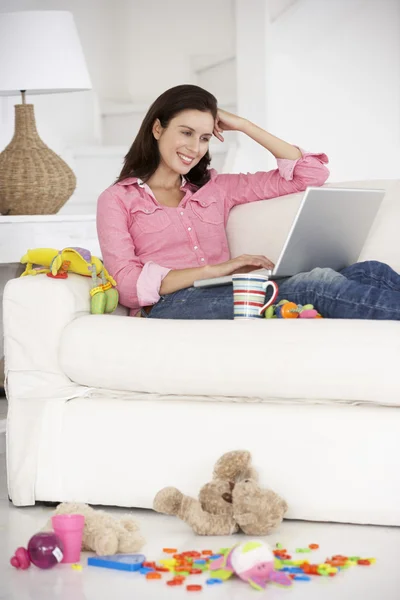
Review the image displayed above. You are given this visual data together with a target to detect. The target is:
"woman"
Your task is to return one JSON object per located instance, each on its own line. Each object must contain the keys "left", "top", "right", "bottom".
{"left": 97, "top": 84, "right": 400, "bottom": 320}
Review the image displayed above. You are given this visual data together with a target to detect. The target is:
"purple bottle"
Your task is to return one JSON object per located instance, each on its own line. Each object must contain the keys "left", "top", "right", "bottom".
{"left": 27, "top": 532, "right": 64, "bottom": 569}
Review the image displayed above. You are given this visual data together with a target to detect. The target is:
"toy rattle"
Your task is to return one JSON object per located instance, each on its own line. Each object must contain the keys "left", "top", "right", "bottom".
{"left": 11, "top": 532, "right": 64, "bottom": 570}
{"left": 264, "top": 299, "right": 322, "bottom": 319}
{"left": 20, "top": 247, "right": 119, "bottom": 315}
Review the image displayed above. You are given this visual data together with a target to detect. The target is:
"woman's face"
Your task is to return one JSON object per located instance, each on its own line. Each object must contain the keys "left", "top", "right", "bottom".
{"left": 153, "top": 109, "right": 215, "bottom": 176}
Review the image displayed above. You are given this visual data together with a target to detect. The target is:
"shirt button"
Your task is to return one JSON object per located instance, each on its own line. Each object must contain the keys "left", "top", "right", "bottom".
{"left": 200, "top": 258, "right": 205, "bottom": 262}
{"left": 188, "top": 227, "right": 192, "bottom": 231}
{"left": 180, "top": 211, "right": 184, "bottom": 216}
{"left": 194, "top": 246, "right": 198, "bottom": 250}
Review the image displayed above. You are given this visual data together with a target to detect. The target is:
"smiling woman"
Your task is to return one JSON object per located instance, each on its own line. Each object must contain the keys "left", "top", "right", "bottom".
{"left": 96, "top": 83, "right": 329, "bottom": 318}
{"left": 97, "top": 84, "right": 326, "bottom": 318}
{"left": 96, "top": 84, "right": 400, "bottom": 323}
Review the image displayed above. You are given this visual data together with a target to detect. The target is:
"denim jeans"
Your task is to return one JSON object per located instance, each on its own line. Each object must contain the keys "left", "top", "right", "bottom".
{"left": 146, "top": 261, "right": 400, "bottom": 320}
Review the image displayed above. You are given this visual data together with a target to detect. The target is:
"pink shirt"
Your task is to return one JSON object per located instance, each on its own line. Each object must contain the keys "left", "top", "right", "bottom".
{"left": 97, "top": 148, "right": 329, "bottom": 316}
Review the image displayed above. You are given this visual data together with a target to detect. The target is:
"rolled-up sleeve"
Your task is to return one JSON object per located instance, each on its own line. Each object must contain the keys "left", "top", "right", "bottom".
{"left": 213, "top": 148, "right": 329, "bottom": 211}
{"left": 97, "top": 190, "right": 170, "bottom": 308}
{"left": 136, "top": 261, "right": 171, "bottom": 306}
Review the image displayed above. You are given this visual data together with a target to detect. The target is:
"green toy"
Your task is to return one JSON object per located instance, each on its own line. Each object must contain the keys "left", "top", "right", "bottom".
{"left": 90, "top": 266, "right": 119, "bottom": 315}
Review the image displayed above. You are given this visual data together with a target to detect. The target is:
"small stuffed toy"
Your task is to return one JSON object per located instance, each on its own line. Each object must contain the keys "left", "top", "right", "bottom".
{"left": 43, "top": 503, "right": 145, "bottom": 556}
{"left": 153, "top": 450, "right": 287, "bottom": 536}
{"left": 209, "top": 540, "right": 292, "bottom": 590}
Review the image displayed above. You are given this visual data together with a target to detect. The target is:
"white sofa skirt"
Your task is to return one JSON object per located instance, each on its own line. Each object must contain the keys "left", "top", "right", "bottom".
{"left": 8, "top": 389, "right": 399, "bottom": 526}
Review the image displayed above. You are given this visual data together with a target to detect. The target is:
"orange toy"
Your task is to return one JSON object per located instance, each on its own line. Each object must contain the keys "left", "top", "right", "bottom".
{"left": 280, "top": 302, "right": 299, "bottom": 318}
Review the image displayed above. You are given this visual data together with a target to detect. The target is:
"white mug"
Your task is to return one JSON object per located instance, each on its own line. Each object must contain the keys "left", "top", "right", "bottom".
{"left": 232, "top": 274, "right": 279, "bottom": 319}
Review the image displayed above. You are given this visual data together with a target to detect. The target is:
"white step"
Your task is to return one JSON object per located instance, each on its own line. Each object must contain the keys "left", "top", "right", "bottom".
{"left": 61, "top": 145, "right": 126, "bottom": 214}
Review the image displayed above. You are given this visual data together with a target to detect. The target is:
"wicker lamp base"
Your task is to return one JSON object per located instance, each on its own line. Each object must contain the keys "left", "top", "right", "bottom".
{"left": 0, "top": 104, "right": 76, "bottom": 215}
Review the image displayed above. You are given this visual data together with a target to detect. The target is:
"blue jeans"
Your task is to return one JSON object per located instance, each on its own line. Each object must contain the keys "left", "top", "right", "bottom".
{"left": 146, "top": 261, "right": 400, "bottom": 320}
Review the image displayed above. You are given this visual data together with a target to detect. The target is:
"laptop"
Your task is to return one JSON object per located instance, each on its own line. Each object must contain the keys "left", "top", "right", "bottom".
{"left": 194, "top": 186, "right": 385, "bottom": 288}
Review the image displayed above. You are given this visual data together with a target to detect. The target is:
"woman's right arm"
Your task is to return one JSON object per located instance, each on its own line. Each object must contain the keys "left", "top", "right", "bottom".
{"left": 160, "top": 254, "right": 275, "bottom": 295}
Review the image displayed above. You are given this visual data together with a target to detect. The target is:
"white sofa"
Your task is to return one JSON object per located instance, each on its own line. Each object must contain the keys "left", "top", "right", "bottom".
{"left": 3, "top": 180, "right": 400, "bottom": 527}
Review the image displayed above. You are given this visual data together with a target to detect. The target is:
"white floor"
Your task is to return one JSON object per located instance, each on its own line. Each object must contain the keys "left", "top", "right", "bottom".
{"left": 0, "top": 453, "right": 399, "bottom": 600}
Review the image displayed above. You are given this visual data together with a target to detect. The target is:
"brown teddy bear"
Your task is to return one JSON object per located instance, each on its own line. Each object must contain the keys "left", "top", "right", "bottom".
{"left": 153, "top": 450, "right": 287, "bottom": 536}
{"left": 44, "top": 502, "right": 145, "bottom": 556}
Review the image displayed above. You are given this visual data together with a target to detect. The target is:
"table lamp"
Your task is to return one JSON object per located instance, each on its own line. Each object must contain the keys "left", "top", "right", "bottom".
{"left": 0, "top": 11, "right": 92, "bottom": 215}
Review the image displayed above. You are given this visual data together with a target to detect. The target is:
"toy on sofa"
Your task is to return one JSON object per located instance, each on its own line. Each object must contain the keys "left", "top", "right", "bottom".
{"left": 20, "top": 247, "right": 119, "bottom": 315}
{"left": 153, "top": 450, "right": 287, "bottom": 536}
{"left": 209, "top": 540, "right": 292, "bottom": 590}
{"left": 264, "top": 299, "right": 323, "bottom": 319}
{"left": 43, "top": 503, "right": 145, "bottom": 556}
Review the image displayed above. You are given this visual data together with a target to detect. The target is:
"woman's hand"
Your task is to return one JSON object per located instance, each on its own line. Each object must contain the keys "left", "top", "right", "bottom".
{"left": 214, "top": 109, "right": 303, "bottom": 161}
{"left": 208, "top": 254, "right": 275, "bottom": 278}
{"left": 213, "top": 109, "right": 248, "bottom": 142}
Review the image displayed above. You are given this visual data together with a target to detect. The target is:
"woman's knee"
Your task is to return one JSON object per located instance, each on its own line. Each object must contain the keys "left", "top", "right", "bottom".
{"left": 356, "top": 260, "right": 388, "bottom": 273}
{"left": 277, "top": 267, "right": 343, "bottom": 303}
{"left": 289, "top": 267, "right": 342, "bottom": 286}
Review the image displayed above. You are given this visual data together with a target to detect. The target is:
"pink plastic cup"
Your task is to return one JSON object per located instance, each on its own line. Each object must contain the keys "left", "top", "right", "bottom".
{"left": 52, "top": 514, "right": 85, "bottom": 564}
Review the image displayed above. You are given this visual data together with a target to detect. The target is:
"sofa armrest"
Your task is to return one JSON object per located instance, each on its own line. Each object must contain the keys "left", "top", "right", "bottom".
{"left": 3, "top": 274, "right": 92, "bottom": 383}
{"left": 3, "top": 274, "right": 95, "bottom": 506}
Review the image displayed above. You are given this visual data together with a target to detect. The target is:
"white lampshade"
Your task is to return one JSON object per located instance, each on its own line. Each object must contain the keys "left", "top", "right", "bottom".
{"left": 0, "top": 11, "right": 92, "bottom": 96}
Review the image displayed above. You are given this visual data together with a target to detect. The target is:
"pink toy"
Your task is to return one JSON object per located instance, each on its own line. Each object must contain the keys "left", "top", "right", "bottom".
{"left": 11, "top": 532, "right": 64, "bottom": 570}
{"left": 52, "top": 514, "right": 85, "bottom": 563}
{"left": 209, "top": 540, "right": 292, "bottom": 590}
{"left": 10, "top": 547, "right": 30, "bottom": 570}
{"left": 299, "top": 308, "right": 319, "bottom": 318}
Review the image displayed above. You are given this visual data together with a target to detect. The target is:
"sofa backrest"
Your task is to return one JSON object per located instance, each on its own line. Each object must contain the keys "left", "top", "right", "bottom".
{"left": 226, "top": 179, "right": 400, "bottom": 273}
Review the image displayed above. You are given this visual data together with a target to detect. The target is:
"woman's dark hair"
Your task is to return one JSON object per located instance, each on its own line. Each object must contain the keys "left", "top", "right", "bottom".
{"left": 116, "top": 85, "right": 217, "bottom": 187}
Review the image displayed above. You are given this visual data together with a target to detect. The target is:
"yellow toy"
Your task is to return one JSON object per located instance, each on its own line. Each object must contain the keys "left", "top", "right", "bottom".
{"left": 20, "top": 247, "right": 119, "bottom": 315}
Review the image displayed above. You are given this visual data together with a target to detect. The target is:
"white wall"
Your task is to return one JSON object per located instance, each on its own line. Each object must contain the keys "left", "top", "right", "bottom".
{"left": 232, "top": 0, "right": 269, "bottom": 173}
{"left": 121, "top": 0, "right": 235, "bottom": 105}
{"left": 1, "top": 0, "right": 398, "bottom": 210}
{"left": 264, "top": 0, "right": 400, "bottom": 181}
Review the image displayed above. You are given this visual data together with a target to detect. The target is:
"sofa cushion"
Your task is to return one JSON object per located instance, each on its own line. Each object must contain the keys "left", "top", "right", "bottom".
{"left": 60, "top": 315, "right": 400, "bottom": 407}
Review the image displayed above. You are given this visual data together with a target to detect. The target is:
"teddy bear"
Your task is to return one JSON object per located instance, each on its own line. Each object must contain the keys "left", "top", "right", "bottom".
{"left": 43, "top": 502, "right": 145, "bottom": 556}
{"left": 153, "top": 450, "right": 287, "bottom": 536}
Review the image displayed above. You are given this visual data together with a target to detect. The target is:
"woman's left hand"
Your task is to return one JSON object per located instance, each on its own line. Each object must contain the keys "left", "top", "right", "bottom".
{"left": 213, "top": 109, "right": 247, "bottom": 142}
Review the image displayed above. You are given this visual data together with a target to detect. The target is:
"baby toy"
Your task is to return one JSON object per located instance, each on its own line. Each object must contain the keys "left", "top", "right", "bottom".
{"left": 11, "top": 532, "right": 64, "bottom": 570}
{"left": 43, "top": 502, "right": 145, "bottom": 556}
{"left": 209, "top": 540, "right": 292, "bottom": 590}
{"left": 88, "top": 553, "right": 146, "bottom": 572}
{"left": 20, "top": 247, "right": 119, "bottom": 314}
{"left": 264, "top": 299, "right": 322, "bottom": 319}
{"left": 153, "top": 450, "right": 287, "bottom": 536}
